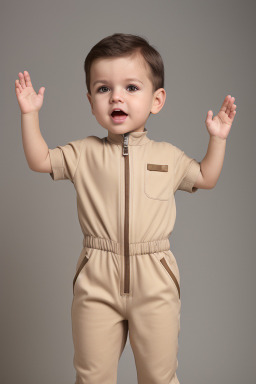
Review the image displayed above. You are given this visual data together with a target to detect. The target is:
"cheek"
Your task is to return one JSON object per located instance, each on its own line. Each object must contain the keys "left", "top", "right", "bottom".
{"left": 93, "top": 100, "right": 105, "bottom": 114}
{"left": 132, "top": 101, "right": 149, "bottom": 115}
{"left": 131, "top": 93, "right": 151, "bottom": 108}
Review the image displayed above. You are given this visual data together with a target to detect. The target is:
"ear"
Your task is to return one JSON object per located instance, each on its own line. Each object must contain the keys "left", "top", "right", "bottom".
{"left": 150, "top": 88, "right": 166, "bottom": 115}
{"left": 87, "top": 93, "right": 94, "bottom": 115}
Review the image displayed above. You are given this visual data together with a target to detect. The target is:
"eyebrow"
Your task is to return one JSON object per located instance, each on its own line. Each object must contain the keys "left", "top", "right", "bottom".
{"left": 92, "top": 78, "right": 143, "bottom": 87}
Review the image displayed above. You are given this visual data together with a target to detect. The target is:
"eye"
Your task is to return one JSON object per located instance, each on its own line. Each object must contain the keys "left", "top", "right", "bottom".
{"left": 127, "top": 84, "right": 139, "bottom": 92}
{"left": 97, "top": 86, "right": 109, "bottom": 93}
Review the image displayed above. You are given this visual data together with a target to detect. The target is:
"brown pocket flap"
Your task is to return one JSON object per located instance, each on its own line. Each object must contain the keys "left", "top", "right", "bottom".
{"left": 147, "top": 163, "right": 168, "bottom": 172}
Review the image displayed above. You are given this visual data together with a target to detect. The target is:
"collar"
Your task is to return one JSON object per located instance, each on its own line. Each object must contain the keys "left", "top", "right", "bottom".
{"left": 106, "top": 127, "right": 150, "bottom": 146}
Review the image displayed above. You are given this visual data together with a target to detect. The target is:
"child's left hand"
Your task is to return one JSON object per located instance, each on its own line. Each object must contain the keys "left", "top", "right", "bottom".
{"left": 205, "top": 95, "right": 237, "bottom": 140}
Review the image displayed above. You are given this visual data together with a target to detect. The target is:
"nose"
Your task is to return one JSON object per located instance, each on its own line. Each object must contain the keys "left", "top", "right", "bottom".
{"left": 110, "top": 87, "right": 124, "bottom": 103}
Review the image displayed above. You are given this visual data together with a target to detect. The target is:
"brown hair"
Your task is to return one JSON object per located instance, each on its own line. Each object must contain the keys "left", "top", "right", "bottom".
{"left": 84, "top": 33, "right": 164, "bottom": 95}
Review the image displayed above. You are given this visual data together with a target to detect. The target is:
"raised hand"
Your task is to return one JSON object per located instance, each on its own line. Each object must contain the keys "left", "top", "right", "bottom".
{"left": 205, "top": 95, "right": 237, "bottom": 140}
{"left": 15, "top": 71, "right": 45, "bottom": 114}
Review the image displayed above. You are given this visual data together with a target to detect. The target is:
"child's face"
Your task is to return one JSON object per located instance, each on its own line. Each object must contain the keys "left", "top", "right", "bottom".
{"left": 87, "top": 54, "right": 166, "bottom": 134}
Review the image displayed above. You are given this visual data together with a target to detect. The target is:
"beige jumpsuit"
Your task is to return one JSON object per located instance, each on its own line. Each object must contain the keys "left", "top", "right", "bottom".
{"left": 48, "top": 127, "right": 201, "bottom": 384}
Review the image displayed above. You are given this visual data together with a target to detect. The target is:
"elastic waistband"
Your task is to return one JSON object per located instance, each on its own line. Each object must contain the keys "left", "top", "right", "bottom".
{"left": 83, "top": 235, "right": 170, "bottom": 256}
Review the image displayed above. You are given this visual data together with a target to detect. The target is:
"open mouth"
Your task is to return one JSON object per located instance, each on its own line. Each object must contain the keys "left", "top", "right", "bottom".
{"left": 111, "top": 110, "right": 128, "bottom": 123}
{"left": 111, "top": 110, "right": 128, "bottom": 117}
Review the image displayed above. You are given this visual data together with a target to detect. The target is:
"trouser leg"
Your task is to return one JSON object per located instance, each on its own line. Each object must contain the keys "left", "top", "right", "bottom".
{"left": 128, "top": 252, "right": 181, "bottom": 384}
{"left": 71, "top": 250, "right": 128, "bottom": 384}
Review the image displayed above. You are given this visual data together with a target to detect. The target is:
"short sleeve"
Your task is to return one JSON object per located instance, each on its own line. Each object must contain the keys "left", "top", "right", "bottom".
{"left": 48, "top": 138, "right": 85, "bottom": 182}
{"left": 173, "top": 145, "right": 201, "bottom": 193}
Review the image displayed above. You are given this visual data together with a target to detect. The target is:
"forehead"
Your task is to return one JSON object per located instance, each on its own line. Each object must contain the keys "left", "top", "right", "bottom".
{"left": 90, "top": 54, "right": 151, "bottom": 83}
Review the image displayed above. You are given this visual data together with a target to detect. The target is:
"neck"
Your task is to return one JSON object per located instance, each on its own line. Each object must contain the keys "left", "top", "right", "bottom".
{"left": 106, "top": 127, "right": 150, "bottom": 146}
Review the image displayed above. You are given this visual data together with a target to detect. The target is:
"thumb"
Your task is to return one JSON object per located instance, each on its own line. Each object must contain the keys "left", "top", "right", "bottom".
{"left": 205, "top": 110, "right": 213, "bottom": 123}
{"left": 38, "top": 87, "right": 45, "bottom": 97}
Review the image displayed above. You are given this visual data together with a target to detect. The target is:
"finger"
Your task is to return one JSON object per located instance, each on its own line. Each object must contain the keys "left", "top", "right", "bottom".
{"left": 231, "top": 104, "right": 237, "bottom": 114}
{"left": 226, "top": 96, "right": 235, "bottom": 116}
{"left": 15, "top": 79, "right": 22, "bottom": 93}
{"left": 24, "top": 70, "right": 33, "bottom": 88}
{"left": 220, "top": 95, "right": 231, "bottom": 114}
{"left": 15, "top": 80, "right": 22, "bottom": 96}
{"left": 18, "top": 72, "right": 26, "bottom": 89}
{"left": 229, "top": 109, "right": 236, "bottom": 122}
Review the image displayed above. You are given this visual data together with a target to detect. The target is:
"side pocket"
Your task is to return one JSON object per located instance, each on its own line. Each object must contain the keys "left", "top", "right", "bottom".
{"left": 159, "top": 256, "right": 180, "bottom": 299}
{"left": 73, "top": 251, "right": 89, "bottom": 295}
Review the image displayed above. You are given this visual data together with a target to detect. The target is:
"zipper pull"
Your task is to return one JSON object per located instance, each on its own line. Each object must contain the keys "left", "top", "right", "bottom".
{"left": 123, "top": 133, "right": 129, "bottom": 156}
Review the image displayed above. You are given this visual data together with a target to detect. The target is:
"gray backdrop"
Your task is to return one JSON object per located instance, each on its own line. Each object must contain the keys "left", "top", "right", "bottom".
{"left": 1, "top": 0, "right": 255, "bottom": 383}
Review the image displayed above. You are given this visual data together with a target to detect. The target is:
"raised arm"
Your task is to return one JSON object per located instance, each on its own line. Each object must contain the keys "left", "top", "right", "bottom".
{"left": 15, "top": 70, "right": 51, "bottom": 173}
{"left": 193, "top": 95, "right": 237, "bottom": 189}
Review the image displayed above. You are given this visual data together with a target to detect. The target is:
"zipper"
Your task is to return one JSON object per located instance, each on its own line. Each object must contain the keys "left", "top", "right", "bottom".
{"left": 123, "top": 132, "right": 130, "bottom": 294}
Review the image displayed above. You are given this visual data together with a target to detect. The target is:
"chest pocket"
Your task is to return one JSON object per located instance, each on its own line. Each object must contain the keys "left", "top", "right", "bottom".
{"left": 144, "top": 163, "right": 172, "bottom": 201}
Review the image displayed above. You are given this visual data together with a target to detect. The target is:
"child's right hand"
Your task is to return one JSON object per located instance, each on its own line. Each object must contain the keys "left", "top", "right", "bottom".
{"left": 15, "top": 71, "right": 45, "bottom": 115}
